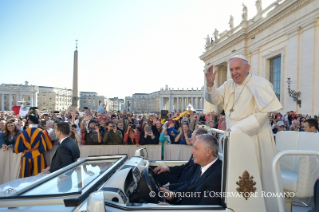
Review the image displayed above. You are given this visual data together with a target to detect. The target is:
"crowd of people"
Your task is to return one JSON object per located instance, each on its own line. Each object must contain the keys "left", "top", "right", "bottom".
{"left": 270, "top": 111, "right": 319, "bottom": 134}
{"left": 0, "top": 107, "right": 318, "bottom": 154}
{"left": 0, "top": 54, "right": 318, "bottom": 208}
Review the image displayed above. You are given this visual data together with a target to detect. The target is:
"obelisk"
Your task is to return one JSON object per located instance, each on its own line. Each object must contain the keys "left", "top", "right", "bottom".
{"left": 72, "top": 40, "right": 79, "bottom": 108}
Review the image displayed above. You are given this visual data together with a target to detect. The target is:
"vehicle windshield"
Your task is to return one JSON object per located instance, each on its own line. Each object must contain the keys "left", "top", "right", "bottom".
{"left": 21, "top": 159, "right": 114, "bottom": 196}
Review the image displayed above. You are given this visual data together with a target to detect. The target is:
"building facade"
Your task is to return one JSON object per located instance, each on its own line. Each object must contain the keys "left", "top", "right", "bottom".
{"left": 38, "top": 86, "right": 72, "bottom": 111}
{"left": 79, "top": 92, "right": 108, "bottom": 110}
{"left": 124, "top": 85, "right": 204, "bottom": 113}
{"left": 0, "top": 81, "right": 38, "bottom": 111}
{"left": 200, "top": 0, "right": 319, "bottom": 116}
{"left": 108, "top": 97, "right": 124, "bottom": 112}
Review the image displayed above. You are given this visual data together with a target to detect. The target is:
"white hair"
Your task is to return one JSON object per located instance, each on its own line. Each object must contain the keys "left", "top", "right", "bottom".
{"left": 46, "top": 120, "right": 54, "bottom": 128}
{"left": 196, "top": 134, "right": 219, "bottom": 157}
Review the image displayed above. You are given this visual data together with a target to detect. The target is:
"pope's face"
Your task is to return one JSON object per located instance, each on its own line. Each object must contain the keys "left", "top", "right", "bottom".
{"left": 229, "top": 58, "right": 250, "bottom": 84}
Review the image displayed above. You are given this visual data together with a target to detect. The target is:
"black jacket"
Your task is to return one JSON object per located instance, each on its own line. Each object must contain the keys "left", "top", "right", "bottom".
{"left": 50, "top": 137, "right": 80, "bottom": 173}
{"left": 169, "top": 155, "right": 199, "bottom": 190}
{"left": 140, "top": 132, "right": 159, "bottom": 145}
{"left": 174, "top": 159, "right": 222, "bottom": 205}
{"left": 151, "top": 125, "right": 161, "bottom": 141}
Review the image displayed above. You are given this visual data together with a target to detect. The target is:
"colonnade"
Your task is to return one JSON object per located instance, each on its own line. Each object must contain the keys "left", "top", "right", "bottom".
{"left": 0, "top": 92, "right": 37, "bottom": 110}
{"left": 160, "top": 96, "right": 204, "bottom": 112}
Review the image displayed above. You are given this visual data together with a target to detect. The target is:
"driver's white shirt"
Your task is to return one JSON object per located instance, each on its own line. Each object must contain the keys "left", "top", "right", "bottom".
{"left": 200, "top": 157, "right": 218, "bottom": 176}
{"left": 59, "top": 137, "right": 68, "bottom": 144}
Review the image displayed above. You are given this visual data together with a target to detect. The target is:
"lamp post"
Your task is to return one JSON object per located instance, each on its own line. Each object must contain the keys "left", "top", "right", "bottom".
{"left": 287, "top": 77, "right": 301, "bottom": 107}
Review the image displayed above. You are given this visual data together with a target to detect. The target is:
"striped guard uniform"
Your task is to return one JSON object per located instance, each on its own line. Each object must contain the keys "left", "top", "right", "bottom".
{"left": 14, "top": 127, "right": 53, "bottom": 178}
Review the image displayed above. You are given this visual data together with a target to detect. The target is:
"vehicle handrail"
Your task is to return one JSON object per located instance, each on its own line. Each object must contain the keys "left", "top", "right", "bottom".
{"left": 272, "top": 150, "right": 319, "bottom": 212}
{"left": 139, "top": 160, "right": 150, "bottom": 171}
{"left": 207, "top": 128, "right": 229, "bottom": 137}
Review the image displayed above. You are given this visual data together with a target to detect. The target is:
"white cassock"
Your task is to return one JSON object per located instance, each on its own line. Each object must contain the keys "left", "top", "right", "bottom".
{"left": 205, "top": 73, "right": 284, "bottom": 212}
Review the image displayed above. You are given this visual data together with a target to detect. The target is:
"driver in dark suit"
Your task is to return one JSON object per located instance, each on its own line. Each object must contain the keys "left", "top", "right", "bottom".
{"left": 41, "top": 122, "right": 80, "bottom": 174}
{"left": 159, "top": 134, "right": 222, "bottom": 205}
{"left": 153, "top": 128, "right": 208, "bottom": 187}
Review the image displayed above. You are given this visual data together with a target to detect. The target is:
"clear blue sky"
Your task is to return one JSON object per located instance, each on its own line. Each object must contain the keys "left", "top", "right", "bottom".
{"left": 0, "top": 0, "right": 274, "bottom": 99}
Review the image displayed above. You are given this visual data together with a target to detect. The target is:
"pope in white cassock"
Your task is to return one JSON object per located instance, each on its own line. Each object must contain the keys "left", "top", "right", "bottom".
{"left": 205, "top": 55, "right": 283, "bottom": 212}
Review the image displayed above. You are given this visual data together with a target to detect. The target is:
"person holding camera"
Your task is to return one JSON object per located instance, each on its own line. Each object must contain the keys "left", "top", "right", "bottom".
{"left": 80, "top": 117, "right": 101, "bottom": 145}
{"left": 102, "top": 121, "right": 122, "bottom": 145}
{"left": 140, "top": 123, "right": 157, "bottom": 145}
{"left": 124, "top": 121, "right": 140, "bottom": 146}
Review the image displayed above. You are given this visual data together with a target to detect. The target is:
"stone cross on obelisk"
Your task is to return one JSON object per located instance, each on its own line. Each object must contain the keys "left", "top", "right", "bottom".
{"left": 72, "top": 40, "right": 79, "bottom": 107}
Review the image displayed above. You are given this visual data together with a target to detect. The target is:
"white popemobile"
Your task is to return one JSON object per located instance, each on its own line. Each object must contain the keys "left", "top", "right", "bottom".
{"left": 0, "top": 129, "right": 318, "bottom": 212}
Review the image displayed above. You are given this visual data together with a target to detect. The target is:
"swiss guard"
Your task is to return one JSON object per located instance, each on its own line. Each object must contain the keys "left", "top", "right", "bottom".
{"left": 14, "top": 115, "right": 53, "bottom": 178}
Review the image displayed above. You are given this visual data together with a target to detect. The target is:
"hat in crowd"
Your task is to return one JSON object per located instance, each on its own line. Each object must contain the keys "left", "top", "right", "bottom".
{"left": 28, "top": 115, "right": 39, "bottom": 124}
{"left": 97, "top": 107, "right": 105, "bottom": 114}
{"left": 230, "top": 54, "right": 248, "bottom": 62}
{"left": 167, "top": 120, "right": 173, "bottom": 126}
{"left": 96, "top": 114, "right": 109, "bottom": 123}
{"left": 277, "top": 121, "right": 285, "bottom": 127}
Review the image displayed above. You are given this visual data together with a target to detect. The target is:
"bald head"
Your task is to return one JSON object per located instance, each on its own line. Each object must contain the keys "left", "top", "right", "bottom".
{"left": 190, "top": 128, "right": 208, "bottom": 145}
{"left": 292, "top": 120, "right": 300, "bottom": 126}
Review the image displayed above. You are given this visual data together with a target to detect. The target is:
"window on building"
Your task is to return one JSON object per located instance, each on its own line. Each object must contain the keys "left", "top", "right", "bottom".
{"left": 4, "top": 96, "right": 6, "bottom": 100}
{"left": 84, "top": 100, "right": 86, "bottom": 103}
{"left": 269, "top": 56, "right": 282, "bottom": 101}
